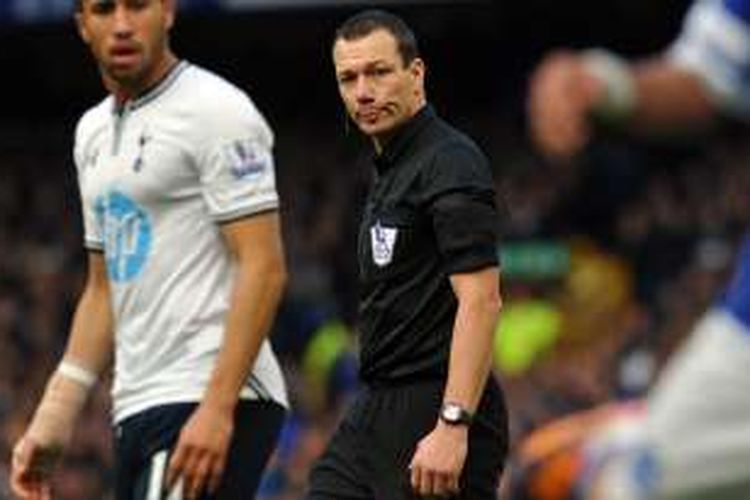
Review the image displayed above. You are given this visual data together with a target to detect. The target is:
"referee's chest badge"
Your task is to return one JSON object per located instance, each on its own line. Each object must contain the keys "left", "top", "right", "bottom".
{"left": 371, "top": 221, "right": 398, "bottom": 267}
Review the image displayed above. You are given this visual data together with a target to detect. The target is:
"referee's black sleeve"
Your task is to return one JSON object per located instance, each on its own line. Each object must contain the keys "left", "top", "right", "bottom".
{"left": 422, "top": 142, "right": 502, "bottom": 275}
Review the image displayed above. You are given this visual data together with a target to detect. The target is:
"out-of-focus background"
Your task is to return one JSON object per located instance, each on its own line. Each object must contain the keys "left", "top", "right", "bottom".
{"left": 3, "top": 0, "right": 748, "bottom": 498}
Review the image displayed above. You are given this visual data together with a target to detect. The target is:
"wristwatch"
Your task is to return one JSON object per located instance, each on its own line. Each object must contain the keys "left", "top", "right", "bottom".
{"left": 439, "top": 402, "right": 473, "bottom": 426}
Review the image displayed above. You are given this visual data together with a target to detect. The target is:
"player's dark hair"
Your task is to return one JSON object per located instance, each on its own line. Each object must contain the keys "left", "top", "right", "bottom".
{"left": 334, "top": 9, "right": 420, "bottom": 67}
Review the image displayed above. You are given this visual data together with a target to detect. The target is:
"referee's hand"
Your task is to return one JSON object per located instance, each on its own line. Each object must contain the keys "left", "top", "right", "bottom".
{"left": 167, "top": 402, "right": 234, "bottom": 499}
{"left": 409, "top": 421, "right": 468, "bottom": 497}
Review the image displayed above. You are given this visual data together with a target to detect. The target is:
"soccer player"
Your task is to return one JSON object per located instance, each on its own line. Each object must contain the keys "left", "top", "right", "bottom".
{"left": 10, "top": 1, "right": 288, "bottom": 499}
{"left": 528, "top": 0, "right": 750, "bottom": 497}
{"left": 306, "top": 10, "right": 508, "bottom": 499}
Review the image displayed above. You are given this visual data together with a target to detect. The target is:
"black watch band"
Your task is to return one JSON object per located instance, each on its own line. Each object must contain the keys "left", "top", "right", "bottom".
{"left": 439, "top": 402, "right": 473, "bottom": 426}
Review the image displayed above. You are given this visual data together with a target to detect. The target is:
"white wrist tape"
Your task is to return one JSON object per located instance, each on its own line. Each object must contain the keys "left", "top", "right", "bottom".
{"left": 57, "top": 361, "right": 98, "bottom": 389}
{"left": 582, "top": 48, "right": 637, "bottom": 123}
{"left": 26, "top": 367, "right": 92, "bottom": 452}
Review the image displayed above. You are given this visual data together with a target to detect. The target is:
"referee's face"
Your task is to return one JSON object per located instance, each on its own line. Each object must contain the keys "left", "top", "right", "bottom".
{"left": 333, "top": 29, "right": 426, "bottom": 148}
{"left": 76, "top": 0, "right": 176, "bottom": 96}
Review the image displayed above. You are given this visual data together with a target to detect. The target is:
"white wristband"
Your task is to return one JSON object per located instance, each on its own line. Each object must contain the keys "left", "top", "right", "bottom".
{"left": 582, "top": 48, "right": 637, "bottom": 124}
{"left": 57, "top": 361, "right": 97, "bottom": 389}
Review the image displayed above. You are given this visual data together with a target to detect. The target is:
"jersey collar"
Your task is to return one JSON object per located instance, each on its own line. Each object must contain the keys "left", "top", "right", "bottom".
{"left": 112, "top": 60, "right": 190, "bottom": 114}
{"left": 374, "top": 104, "right": 435, "bottom": 174}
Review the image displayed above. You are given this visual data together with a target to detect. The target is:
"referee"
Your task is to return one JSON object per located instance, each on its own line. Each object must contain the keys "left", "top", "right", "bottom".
{"left": 307, "top": 10, "right": 508, "bottom": 499}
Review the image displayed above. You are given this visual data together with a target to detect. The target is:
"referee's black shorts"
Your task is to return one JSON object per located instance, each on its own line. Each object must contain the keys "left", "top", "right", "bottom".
{"left": 113, "top": 399, "right": 285, "bottom": 500}
{"left": 306, "top": 377, "right": 508, "bottom": 499}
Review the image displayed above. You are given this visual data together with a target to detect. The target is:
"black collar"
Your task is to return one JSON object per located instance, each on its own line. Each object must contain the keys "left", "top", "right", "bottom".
{"left": 374, "top": 104, "right": 435, "bottom": 174}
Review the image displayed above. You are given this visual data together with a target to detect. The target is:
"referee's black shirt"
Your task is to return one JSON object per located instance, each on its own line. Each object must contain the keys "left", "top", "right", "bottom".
{"left": 358, "top": 104, "right": 501, "bottom": 386}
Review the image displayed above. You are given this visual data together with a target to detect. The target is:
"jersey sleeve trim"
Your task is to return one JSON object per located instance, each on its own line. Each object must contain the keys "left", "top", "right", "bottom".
{"left": 215, "top": 206, "right": 280, "bottom": 225}
{"left": 211, "top": 199, "right": 279, "bottom": 223}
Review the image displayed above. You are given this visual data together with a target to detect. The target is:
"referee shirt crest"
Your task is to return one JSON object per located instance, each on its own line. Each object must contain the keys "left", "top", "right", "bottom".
{"left": 371, "top": 220, "right": 398, "bottom": 267}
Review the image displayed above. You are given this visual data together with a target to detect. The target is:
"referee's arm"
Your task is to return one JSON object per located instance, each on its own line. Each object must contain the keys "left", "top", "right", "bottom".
{"left": 409, "top": 266, "right": 501, "bottom": 497}
{"left": 443, "top": 267, "right": 501, "bottom": 419}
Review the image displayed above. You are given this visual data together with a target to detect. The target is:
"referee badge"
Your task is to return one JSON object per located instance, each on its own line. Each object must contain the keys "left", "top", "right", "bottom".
{"left": 371, "top": 221, "right": 398, "bottom": 267}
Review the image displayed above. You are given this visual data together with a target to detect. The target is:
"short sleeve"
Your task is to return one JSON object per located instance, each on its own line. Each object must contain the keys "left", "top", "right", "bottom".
{"left": 668, "top": 0, "right": 750, "bottom": 118}
{"left": 195, "top": 95, "right": 279, "bottom": 222}
{"left": 422, "top": 143, "right": 501, "bottom": 274}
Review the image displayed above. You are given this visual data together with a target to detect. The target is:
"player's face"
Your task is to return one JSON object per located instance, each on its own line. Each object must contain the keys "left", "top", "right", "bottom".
{"left": 333, "top": 29, "right": 426, "bottom": 147}
{"left": 76, "top": 0, "right": 175, "bottom": 93}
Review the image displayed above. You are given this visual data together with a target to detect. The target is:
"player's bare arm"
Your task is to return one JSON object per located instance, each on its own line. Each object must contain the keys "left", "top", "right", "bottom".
{"left": 166, "top": 211, "right": 287, "bottom": 499}
{"left": 528, "top": 51, "right": 717, "bottom": 160}
{"left": 11, "top": 251, "right": 114, "bottom": 499}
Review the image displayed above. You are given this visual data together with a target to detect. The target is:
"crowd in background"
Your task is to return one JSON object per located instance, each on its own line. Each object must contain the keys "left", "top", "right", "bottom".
{"left": 3, "top": 0, "right": 731, "bottom": 495}
{"left": 0, "top": 110, "right": 747, "bottom": 497}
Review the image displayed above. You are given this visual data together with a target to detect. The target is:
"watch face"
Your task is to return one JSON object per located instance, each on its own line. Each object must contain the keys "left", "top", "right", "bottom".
{"left": 443, "top": 405, "right": 462, "bottom": 422}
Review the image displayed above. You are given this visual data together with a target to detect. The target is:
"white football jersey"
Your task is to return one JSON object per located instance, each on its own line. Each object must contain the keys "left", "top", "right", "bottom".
{"left": 74, "top": 62, "right": 288, "bottom": 423}
{"left": 669, "top": 0, "right": 750, "bottom": 330}
{"left": 669, "top": 0, "right": 750, "bottom": 117}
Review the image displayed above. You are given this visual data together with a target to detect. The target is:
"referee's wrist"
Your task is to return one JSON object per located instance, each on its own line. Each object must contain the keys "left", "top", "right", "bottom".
{"left": 439, "top": 401, "right": 474, "bottom": 427}
{"left": 436, "top": 419, "right": 470, "bottom": 437}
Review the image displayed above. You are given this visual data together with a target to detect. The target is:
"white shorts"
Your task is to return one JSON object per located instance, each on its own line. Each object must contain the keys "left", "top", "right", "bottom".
{"left": 585, "top": 308, "right": 750, "bottom": 499}
{"left": 647, "top": 308, "right": 750, "bottom": 498}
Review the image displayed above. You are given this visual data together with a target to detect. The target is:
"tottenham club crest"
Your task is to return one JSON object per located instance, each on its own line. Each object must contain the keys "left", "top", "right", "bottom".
{"left": 95, "top": 191, "right": 152, "bottom": 283}
{"left": 371, "top": 221, "right": 398, "bottom": 267}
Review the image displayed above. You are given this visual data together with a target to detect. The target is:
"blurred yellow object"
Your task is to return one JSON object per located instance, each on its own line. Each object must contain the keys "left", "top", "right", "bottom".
{"left": 560, "top": 239, "right": 633, "bottom": 343}
{"left": 302, "top": 320, "right": 352, "bottom": 412}
{"left": 495, "top": 300, "right": 561, "bottom": 375}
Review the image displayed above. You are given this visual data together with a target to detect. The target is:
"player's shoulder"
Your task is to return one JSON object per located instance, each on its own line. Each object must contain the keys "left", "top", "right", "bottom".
{"left": 179, "top": 64, "right": 272, "bottom": 137}
{"left": 180, "top": 64, "right": 247, "bottom": 102}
